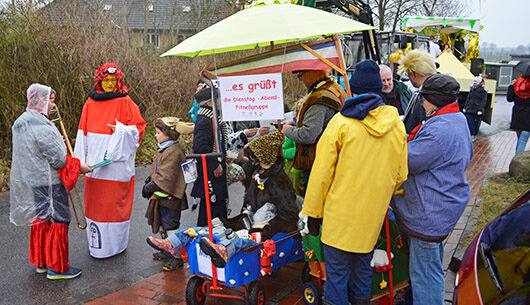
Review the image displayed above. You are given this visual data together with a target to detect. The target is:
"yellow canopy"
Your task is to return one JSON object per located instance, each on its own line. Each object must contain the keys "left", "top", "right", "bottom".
{"left": 435, "top": 52, "right": 495, "bottom": 93}
{"left": 161, "top": 3, "right": 374, "bottom": 57}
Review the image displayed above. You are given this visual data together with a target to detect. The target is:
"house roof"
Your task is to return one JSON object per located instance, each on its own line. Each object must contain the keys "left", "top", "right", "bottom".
{"left": 41, "top": 0, "right": 222, "bottom": 32}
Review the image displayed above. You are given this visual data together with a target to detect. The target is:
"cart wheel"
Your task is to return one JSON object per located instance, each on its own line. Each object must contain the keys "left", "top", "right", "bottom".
{"left": 303, "top": 281, "right": 322, "bottom": 305}
{"left": 302, "top": 262, "right": 314, "bottom": 283}
{"left": 185, "top": 276, "right": 206, "bottom": 305}
{"left": 246, "top": 280, "right": 265, "bottom": 305}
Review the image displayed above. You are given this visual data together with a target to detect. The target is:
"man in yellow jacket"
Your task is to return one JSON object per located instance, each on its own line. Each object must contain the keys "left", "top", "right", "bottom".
{"left": 301, "top": 60, "right": 408, "bottom": 305}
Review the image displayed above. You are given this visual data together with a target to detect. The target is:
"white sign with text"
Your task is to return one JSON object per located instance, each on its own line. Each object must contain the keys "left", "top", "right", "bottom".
{"left": 218, "top": 73, "right": 284, "bottom": 122}
{"left": 195, "top": 243, "right": 226, "bottom": 281}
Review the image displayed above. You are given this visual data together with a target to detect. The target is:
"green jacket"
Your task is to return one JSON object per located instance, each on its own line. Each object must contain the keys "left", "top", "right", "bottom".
{"left": 393, "top": 79, "right": 413, "bottom": 113}
{"left": 282, "top": 136, "right": 296, "bottom": 160}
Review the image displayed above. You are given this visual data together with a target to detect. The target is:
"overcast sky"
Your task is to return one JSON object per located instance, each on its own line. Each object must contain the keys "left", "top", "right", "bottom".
{"left": 470, "top": 0, "right": 530, "bottom": 47}
{"left": 1, "top": 0, "right": 528, "bottom": 48}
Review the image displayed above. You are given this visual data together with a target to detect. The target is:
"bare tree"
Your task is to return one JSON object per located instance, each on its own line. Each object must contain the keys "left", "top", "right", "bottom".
{"left": 389, "top": 0, "right": 416, "bottom": 32}
{"left": 120, "top": 0, "right": 133, "bottom": 47}
{"left": 169, "top": 0, "right": 180, "bottom": 45}
{"left": 143, "top": 0, "right": 149, "bottom": 47}
{"left": 411, "top": 0, "right": 469, "bottom": 17}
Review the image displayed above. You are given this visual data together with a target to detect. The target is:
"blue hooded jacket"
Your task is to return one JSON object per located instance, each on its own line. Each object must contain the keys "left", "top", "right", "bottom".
{"left": 391, "top": 106, "right": 473, "bottom": 241}
{"left": 341, "top": 93, "right": 385, "bottom": 120}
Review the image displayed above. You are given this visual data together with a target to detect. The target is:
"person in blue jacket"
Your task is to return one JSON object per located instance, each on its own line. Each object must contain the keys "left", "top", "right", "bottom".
{"left": 392, "top": 74, "right": 473, "bottom": 305}
{"left": 187, "top": 81, "right": 204, "bottom": 123}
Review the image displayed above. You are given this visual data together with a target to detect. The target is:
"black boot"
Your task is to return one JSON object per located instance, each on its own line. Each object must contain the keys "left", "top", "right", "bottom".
{"left": 163, "top": 256, "right": 184, "bottom": 271}
{"left": 349, "top": 296, "right": 370, "bottom": 305}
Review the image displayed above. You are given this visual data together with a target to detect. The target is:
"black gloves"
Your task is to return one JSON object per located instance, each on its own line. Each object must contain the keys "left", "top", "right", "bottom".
{"left": 307, "top": 217, "right": 322, "bottom": 236}
{"left": 142, "top": 180, "right": 161, "bottom": 199}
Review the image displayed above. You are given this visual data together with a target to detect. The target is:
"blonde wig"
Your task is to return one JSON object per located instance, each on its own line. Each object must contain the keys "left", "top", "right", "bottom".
{"left": 397, "top": 50, "right": 437, "bottom": 76}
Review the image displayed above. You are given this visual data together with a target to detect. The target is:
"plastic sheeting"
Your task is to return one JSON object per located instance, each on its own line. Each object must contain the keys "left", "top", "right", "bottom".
{"left": 253, "top": 202, "right": 277, "bottom": 225}
{"left": 10, "top": 84, "right": 68, "bottom": 226}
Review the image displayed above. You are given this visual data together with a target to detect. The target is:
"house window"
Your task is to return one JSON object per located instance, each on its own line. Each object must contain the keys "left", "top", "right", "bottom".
{"left": 104, "top": 4, "right": 112, "bottom": 11}
{"left": 146, "top": 33, "right": 160, "bottom": 48}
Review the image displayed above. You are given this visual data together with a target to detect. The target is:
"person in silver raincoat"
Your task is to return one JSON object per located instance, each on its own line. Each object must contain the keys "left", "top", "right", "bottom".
{"left": 10, "top": 83, "right": 91, "bottom": 280}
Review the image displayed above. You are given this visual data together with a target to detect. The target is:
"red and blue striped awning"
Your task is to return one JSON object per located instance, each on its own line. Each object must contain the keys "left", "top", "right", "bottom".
{"left": 204, "top": 38, "right": 341, "bottom": 78}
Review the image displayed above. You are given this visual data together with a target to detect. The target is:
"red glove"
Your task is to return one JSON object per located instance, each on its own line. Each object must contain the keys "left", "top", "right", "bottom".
{"left": 58, "top": 155, "right": 80, "bottom": 191}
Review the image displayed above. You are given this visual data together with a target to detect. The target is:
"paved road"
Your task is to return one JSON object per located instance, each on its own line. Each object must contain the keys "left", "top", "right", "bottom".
{"left": 0, "top": 167, "right": 245, "bottom": 305}
{"left": 475, "top": 93, "right": 512, "bottom": 139}
{"left": 0, "top": 95, "right": 513, "bottom": 305}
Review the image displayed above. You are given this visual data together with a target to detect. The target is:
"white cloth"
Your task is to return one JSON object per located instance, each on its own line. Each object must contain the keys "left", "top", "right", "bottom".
{"left": 106, "top": 120, "right": 140, "bottom": 162}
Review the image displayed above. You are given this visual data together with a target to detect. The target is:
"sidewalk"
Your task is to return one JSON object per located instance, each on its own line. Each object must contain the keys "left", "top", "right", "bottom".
{"left": 86, "top": 130, "right": 521, "bottom": 305}
{"left": 443, "top": 130, "right": 520, "bottom": 303}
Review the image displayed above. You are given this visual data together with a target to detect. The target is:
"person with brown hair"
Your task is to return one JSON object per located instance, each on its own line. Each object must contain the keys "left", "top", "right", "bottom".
{"left": 142, "top": 117, "right": 194, "bottom": 271}
{"left": 281, "top": 69, "right": 346, "bottom": 195}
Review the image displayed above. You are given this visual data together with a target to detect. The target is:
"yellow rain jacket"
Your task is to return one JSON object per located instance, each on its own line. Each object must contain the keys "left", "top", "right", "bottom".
{"left": 302, "top": 95, "right": 408, "bottom": 253}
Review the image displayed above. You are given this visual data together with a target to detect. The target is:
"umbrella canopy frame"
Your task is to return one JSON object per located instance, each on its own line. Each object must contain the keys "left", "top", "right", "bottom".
{"left": 201, "top": 36, "right": 351, "bottom": 95}
{"left": 199, "top": 35, "right": 352, "bottom": 164}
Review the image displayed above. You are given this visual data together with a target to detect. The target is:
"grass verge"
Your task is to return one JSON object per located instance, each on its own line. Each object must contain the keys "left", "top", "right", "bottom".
{"left": 0, "top": 156, "right": 9, "bottom": 192}
{"left": 461, "top": 173, "right": 530, "bottom": 248}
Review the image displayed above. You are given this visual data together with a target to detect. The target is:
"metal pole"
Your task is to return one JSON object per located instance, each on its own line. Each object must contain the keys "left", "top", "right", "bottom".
{"left": 333, "top": 35, "right": 352, "bottom": 98}
{"left": 201, "top": 154, "right": 220, "bottom": 290}
{"left": 384, "top": 213, "right": 394, "bottom": 304}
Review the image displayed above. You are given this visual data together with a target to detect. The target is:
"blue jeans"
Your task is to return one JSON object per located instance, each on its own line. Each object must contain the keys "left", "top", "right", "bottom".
{"left": 409, "top": 237, "right": 445, "bottom": 305}
{"left": 465, "top": 113, "right": 481, "bottom": 136}
{"left": 515, "top": 130, "right": 530, "bottom": 155}
{"left": 159, "top": 206, "right": 181, "bottom": 231}
{"left": 322, "top": 243, "right": 374, "bottom": 305}
{"left": 167, "top": 227, "right": 256, "bottom": 259}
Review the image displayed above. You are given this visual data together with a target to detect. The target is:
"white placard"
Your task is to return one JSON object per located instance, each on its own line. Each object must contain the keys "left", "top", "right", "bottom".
{"left": 218, "top": 73, "right": 284, "bottom": 122}
{"left": 195, "top": 243, "right": 226, "bottom": 281}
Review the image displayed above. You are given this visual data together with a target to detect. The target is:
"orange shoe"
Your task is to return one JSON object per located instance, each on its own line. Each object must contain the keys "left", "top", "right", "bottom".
{"left": 199, "top": 237, "right": 228, "bottom": 268}
{"left": 146, "top": 236, "right": 176, "bottom": 257}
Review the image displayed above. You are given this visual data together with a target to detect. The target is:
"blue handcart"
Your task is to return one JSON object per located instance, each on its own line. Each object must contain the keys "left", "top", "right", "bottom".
{"left": 182, "top": 152, "right": 303, "bottom": 305}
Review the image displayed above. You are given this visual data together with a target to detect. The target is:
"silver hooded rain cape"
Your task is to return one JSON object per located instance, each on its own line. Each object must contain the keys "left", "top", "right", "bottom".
{"left": 10, "top": 83, "right": 68, "bottom": 226}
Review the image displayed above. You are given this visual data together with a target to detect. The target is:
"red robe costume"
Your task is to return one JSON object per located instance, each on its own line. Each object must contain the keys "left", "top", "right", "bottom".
{"left": 74, "top": 64, "right": 146, "bottom": 258}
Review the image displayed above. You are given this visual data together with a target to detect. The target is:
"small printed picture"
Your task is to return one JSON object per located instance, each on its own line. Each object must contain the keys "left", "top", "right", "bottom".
{"left": 259, "top": 120, "right": 278, "bottom": 132}
{"left": 182, "top": 159, "right": 198, "bottom": 183}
